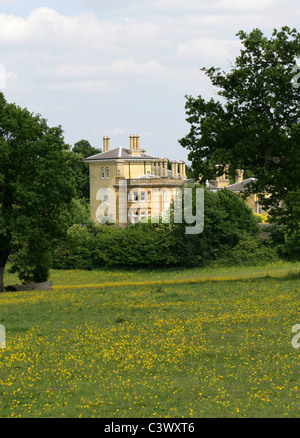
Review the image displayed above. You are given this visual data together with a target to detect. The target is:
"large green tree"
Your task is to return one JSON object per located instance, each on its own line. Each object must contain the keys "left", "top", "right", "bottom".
{"left": 0, "top": 92, "right": 75, "bottom": 291}
{"left": 179, "top": 26, "right": 300, "bottom": 253}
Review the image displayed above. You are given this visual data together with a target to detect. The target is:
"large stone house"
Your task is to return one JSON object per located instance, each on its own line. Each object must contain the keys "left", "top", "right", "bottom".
{"left": 85, "top": 135, "right": 187, "bottom": 226}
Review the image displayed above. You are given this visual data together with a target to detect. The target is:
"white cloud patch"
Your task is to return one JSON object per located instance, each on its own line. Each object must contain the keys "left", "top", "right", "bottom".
{"left": 0, "top": 7, "right": 115, "bottom": 48}
{"left": 47, "top": 79, "right": 123, "bottom": 93}
{"left": 0, "top": 1, "right": 299, "bottom": 157}
{"left": 218, "top": 0, "right": 275, "bottom": 11}
{"left": 37, "top": 59, "right": 167, "bottom": 80}
{"left": 176, "top": 37, "right": 242, "bottom": 66}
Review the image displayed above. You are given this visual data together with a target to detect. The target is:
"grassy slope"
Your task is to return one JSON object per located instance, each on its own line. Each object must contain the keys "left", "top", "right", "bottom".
{"left": 0, "top": 262, "right": 300, "bottom": 418}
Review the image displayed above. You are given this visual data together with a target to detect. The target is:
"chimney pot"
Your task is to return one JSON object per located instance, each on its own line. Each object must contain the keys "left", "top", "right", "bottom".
{"left": 103, "top": 136, "right": 110, "bottom": 152}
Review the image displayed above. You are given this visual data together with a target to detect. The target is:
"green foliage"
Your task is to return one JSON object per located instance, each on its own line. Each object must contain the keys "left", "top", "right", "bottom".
{"left": 0, "top": 92, "right": 75, "bottom": 288}
{"left": 270, "top": 189, "right": 300, "bottom": 259}
{"left": 95, "top": 223, "right": 176, "bottom": 268}
{"left": 53, "top": 187, "right": 265, "bottom": 270}
{"left": 67, "top": 139, "right": 101, "bottom": 201}
{"left": 169, "top": 187, "right": 260, "bottom": 267}
{"left": 211, "top": 234, "right": 279, "bottom": 267}
{"left": 65, "top": 150, "right": 90, "bottom": 201}
{"left": 72, "top": 139, "right": 101, "bottom": 158}
{"left": 273, "top": 224, "right": 300, "bottom": 261}
{"left": 53, "top": 224, "right": 96, "bottom": 271}
{"left": 179, "top": 26, "right": 300, "bottom": 252}
{"left": 9, "top": 242, "right": 53, "bottom": 284}
{"left": 53, "top": 222, "right": 175, "bottom": 270}
{"left": 60, "top": 197, "right": 92, "bottom": 229}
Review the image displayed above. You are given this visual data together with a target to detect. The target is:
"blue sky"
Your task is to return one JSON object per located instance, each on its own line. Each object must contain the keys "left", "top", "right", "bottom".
{"left": 0, "top": 0, "right": 299, "bottom": 161}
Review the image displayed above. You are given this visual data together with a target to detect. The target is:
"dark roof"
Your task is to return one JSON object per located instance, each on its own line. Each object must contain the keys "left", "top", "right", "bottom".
{"left": 84, "top": 147, "right": 157, "bottom": 161}
{"left": 226, "top": 178, "right": 256, "bottom": 192}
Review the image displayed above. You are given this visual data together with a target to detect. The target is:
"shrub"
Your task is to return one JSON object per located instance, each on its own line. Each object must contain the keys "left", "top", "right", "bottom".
{"left": 53, "top": 187, "right": 267, "bottom": 270}
{"left": 212, "top": 234, "right": 279, "bottom": 267}
{"left": 93, "top": 223, "right": 176, "bottom": 268}
{"left": 170, "top": 187, "right": 260, "bottom": 266}
{"left": 53, "top": 224, "right": 96, "bottom": 270}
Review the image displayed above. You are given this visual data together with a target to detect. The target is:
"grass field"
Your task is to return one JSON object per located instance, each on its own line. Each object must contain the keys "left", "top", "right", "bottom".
{"left": 1, "top": 261, "right": 300, "bottom": 418}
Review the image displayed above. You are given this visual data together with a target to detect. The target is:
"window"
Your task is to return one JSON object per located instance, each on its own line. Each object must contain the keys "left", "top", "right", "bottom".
{"left": 133, "top": 211, "right": 139, "bottom": 223}
{"left": 141, "top": 211, "right": 146, "bottom": 221}
{"left": 133, "top": 192, "right": 138, "bottom": 202}
{"left": 148, "top": 191, "right": 151, "bottom": 202}
{"left": 101, "top": 167, "right": 105, "bottom": 179}
{"left": 141, "top": 191, "right": 146, "bottom": 202}
{"left": 106, "top": 167, "right": 109, "bottom": 179}
{"left": 257, "top": 205, "right": 263, "bottom": 215}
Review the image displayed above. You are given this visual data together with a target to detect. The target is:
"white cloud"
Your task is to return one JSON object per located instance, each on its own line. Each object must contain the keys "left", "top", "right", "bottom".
{"left": 176, "top": 37, "right": 242, "bottom": 66}
{"left": 218, "top": 0, "right": 275, "bottom": 11}
{"left": 47, "top": 79, "right": 123, "bottom": 93}
{"left": 6, "top": 70, "right": 17, "bottom": 80}
{"left": 110, "top": 59, "right": 167, "bottom": 77}
{"left": 36, "top": 59, "right": 168, "bottom": 80}
{"left": 0, "top": 7, "right": 112, "bottom": 48}
{"left": 1, "top": 1, "right": 299, "bottom": 159}
{"left": 0, "top": 13, "right": 27, "bottom": 43}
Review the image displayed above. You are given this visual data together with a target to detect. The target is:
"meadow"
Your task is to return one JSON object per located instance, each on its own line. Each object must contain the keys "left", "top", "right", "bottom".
{"left": 1, "top": 261, "right": 300, "bottom": 418}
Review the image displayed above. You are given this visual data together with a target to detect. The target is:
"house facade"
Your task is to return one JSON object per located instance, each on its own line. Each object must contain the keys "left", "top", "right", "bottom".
{"left": 207, "top": 169, "right": 267, "bottom": 215}
{"left": 85, "top": 135, "right": 187, "bottom": 226}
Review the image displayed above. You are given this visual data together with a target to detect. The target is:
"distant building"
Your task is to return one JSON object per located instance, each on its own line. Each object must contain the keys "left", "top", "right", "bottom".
{"left": 207, "top": 168, "right": 267, "bottom": 215}
{"left": 85, "top": 135, "right": 187, "bottom": 226}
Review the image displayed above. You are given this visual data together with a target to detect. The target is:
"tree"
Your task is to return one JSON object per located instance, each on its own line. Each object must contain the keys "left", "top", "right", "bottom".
{"left": 170, "top": 186, "right": 260, "bottom": 266}
{"left": 0, "top": 92, "right": 75, "bottom": 291}
{"left": 69, "top": 139, "right": 101, "bottom": 200}
{"left": 179, "top": 26, "right": 300, "bottom": 252}
{"left": 72, "top": 139, "right": 101, "bottom": 158}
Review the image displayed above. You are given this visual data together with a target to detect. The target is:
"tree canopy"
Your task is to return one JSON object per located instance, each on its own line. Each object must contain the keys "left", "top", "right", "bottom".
{"left": 72, "top": 139, "right": 101, "bottom": 158}
{"left": 179, "top": 27, "right": 300, "bottom": 209}
{"left": 0, "top": 92, "right": 75, "bottom": 291}
{"left": 68, "top": 139, "right": 101, "bottom": 201}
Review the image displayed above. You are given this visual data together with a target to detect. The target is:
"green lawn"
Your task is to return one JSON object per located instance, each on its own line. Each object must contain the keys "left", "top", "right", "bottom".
{"left": 1, "top": 261, "right": 300, "bottom": 417}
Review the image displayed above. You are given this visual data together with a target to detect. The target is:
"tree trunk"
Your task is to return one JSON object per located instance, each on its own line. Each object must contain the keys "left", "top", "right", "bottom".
{"left": 0, "top": 249, "right": 10, "bottom": 293}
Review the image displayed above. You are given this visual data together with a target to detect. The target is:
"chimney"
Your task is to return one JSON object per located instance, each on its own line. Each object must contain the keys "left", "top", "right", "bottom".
{"left": 235, "top": 169, "right": 244, "bottom": 184}
{"left": 103, "top": 136, "right": 110, "bottom": 152}
{"left": 136, "top": 135, "right": 140, "bottom": 151}
{"left": 163, "top": 158, "right": 168, "bottom": 177}
{"left": 215, "top": 164, "right": 230, "bottom": 188}
{"left": 171, "top": 161, "right": 178, "bottom": 178}
{"left": 129, "top": 134, "right": 141, "bottom": 156}
{"left": 129, "top": 135, "right": 134, "bottom": 153}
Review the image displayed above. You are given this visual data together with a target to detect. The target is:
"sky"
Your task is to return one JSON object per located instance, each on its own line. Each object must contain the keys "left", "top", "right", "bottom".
{"left": 0, "top": 0, "right": 299, "bottom": 162}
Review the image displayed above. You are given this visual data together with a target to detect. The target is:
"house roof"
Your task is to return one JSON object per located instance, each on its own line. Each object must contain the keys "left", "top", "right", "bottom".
{"left": 84, "top": 147, "right": 157, "bottom": 161}
{"left": 206, "top": 177, "right": 256, "bottom": 193}
{"left": 226, "top": 178, "right": 256, "bottom": 192}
